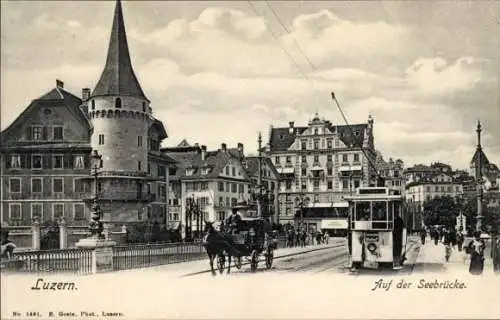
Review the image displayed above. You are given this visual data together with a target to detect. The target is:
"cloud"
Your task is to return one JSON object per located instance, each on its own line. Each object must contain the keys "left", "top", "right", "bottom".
{"left": 405, "top": 57, "right": 484, "bottom": 95}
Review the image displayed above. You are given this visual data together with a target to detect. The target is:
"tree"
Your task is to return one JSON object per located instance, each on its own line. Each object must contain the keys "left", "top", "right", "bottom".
{"left": 422, "top": 196, "right": 459, "bottom": 229}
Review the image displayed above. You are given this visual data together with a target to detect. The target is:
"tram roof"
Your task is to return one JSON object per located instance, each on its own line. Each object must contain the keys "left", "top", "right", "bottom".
{"left": 344, "top": 195, "right": 404, "bottom": 201}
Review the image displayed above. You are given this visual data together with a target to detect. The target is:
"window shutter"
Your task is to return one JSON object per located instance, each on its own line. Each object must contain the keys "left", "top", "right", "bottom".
{"left": 64, "top": 154, "right": 71, "bottom": 169}
{"left": 25, "top": 126, "right": 32, "bottom": 140}
{"left": 45, "top": 154, "right": 52, "bottom": 169}
{"left": 42, "top": 127, "right": 48, "bottom": 140}
{"left": 25, "top": 154, "right": 31, "bottom": 169}
{"left": 5, "top": 154, "right": 11, "bottom": 169}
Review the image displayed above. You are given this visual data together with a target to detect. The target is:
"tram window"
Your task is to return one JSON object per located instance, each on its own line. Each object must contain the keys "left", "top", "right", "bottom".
{"left": 355, "top": 202, "right": 370, "bottom": 221}
{"left": 372, "top": 201, "right": 387, "bottom": 221}
{"left": 388, "top": 202, "right": 394, "bottom": 221}
{"left": 394, "top": 201, "right": 401, "bottom": 218}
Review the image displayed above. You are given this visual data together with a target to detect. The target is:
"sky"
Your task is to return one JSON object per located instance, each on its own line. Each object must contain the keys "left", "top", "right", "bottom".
{"left": 1, "top": 0, "right": 499, "bottom": 170}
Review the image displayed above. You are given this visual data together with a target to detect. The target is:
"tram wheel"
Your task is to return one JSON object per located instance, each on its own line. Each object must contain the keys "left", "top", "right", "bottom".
{"left": 235, "top": 257, "right": 242, "bottom": 269}
{"left": 266, "top": 249, "right": 274, "bottom": 269}
{"left": 217, "top": 254, "right": 225, "bottom": 274}
{"left": 250, "top": 250, "right": 258, "bottom": 272}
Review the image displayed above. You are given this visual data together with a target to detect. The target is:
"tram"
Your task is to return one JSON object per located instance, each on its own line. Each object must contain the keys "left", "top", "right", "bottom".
{"left": 345, "top": 187, "right": 409, "bottom": 270}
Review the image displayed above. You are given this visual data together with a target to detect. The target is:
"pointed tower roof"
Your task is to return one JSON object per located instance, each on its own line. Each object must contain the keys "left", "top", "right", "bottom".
{"left": 92, "top": 0, "right": 148, "bottom": 101}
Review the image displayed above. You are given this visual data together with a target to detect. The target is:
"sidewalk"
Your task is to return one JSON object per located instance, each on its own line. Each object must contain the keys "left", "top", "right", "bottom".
{"left": 107, "top": 237, "right": 347, "bottom": 277}
{"left": 414, "top": 238, "right": 495, "bottom": 276}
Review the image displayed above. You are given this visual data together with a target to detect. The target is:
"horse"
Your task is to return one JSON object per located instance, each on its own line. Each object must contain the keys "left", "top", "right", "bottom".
{"left": 203, "top": 221, "right": 238, "bottom": 276}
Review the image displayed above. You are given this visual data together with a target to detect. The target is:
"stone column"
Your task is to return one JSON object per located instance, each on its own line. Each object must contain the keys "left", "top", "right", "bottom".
{"left": 58, "top": 217, "right": 67, "bottom": 249}
{"left": 31, "top": 217, "right": 41, "bottom": 251}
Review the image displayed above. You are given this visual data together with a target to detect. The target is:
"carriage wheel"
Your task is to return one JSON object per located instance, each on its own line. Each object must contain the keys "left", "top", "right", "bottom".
{"left": 235, "top": 257, "right": 242, "bottom": 270}
{"left": 265, "top": 248, "right": 274, "bottom": 269}
{"left": 217, "top": 254, "right": 225, "bottom": 274}
{"left": 250, "top": 250, "right": 258, "bottom": 272}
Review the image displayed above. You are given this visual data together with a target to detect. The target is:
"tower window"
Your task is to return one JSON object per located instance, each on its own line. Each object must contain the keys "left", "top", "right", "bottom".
{"left": 138, "top": 136, "right": 142, "bottom": 146}
{"left": 115, "top": 98, "right": 122, "bottom": 108}
{"left": 99, "top": 134, "right": 104, "bottom": 145}
{"left": 142, "top": 102, "right": 146, "bottom": 112}
{"left": 91, "top": 100, "right": 95, "bottom": 110}
{"left": 138, "top": 161, "right": 142, "bottom": 171}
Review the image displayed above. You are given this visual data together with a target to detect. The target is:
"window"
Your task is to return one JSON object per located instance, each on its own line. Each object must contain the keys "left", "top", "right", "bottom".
{"left": 225, "top": 167, "right": 229, "bottom": 175}
{"left": 138, "top": 136, "right": 142, "bottom": 146}
{"left": 302, "top": 155, "right": 307, "bottom": 163}
{"left": 99, "top": 134, "right": 104, "bottom": 145}
{"left": 53, "top": 155, "right": 63, "bottom": 169}
{"left": 138, "top": 161, "right": 142, "bottom": 171}
{"left": 10, "top": 178, "right": 21, "bottom": 193}
{"left": 372, "top": 201, "right": 387, "bottom": 221}
{"left": 53, "top": 204, "right": 64, "bottom": 219}
{"left": 201, "top": 168, "right": 209, "bottom": 175}
{"left": 354, "top": 154, "right": 359, "bottom": 162}
{"left": 313, "top": 155, "right": 319, "bottom": 163}
{"left": 232, "top": 167, "right": 236, "bottom": 176}
{"left": 218, "top": 182, "right": 224, "bottom": 192}
{"left": 301, "top": 168, "right": 307, "bottom": 176}
{"left": 354, "top": 180, "right": 360, "bottom": 188}
{"left": 301, "top": 182, "right": 307, "bottom": 190}
{"left": 275, "top": 156, "right": 280, "bottom": 164}
{"left": 313, "top": 180, "right": 319, "bottom": 188}
{"left": 314, "top": 128, "right": 318, "bottom": 135}
{"left": 74, "top": 178, "right": 85, "bottom": 193}
{"left": 32, "top": 155, "right": 43, "bottom": 169}
{"left": 10, "top": 155, "right": 21, "bottom": 169}
{"left": 286, "top": 156, "right": 291, "bottom": 163}
{"left": 342, "top": 154, "right": 348, "bottom": 162}
{"left": 434, "top": 186, "right": 439, "bottom": 192}
{"left": 142, "top": 102, "right": 146, "bottom": 112}
{"left": 91, "top": 100, "right": 95, "bottom": 110}
{"left": 32, "top": 126, "right": 43, "bottom": 140}
{"left": 31, "top": 203, "right": 43, "bottom": 220}
{"left": 53, "top": 126, "right": 64, "bottom": 140}
{"left": 74, "top": 155, "right": 85, "bottom": 169}
{"left": 327, "top": 140, "right": 332, "bottom": 149}
{"left": 327, "top": 155, "right": 332, "bottom": 162}
{"left": 32, "top": 178, "right": 42, "bottom": 193}
{"left": 239, "top": 184, "right": 244, "bottom": 193}
{"left": 426, "top": 186, "right": 430, "bottom": 192}
{"left": 327, "top": 168, "right": 332, "bottom": 176}
{"left": 231, "top": 183, "right": 237, "bottom": 193}
{"left": 147, "top": 164, "right": 151, "bottom": 174}
{"left": 74, "top": 204, "right": 85, "bottom": 220}
{"left": 342, "top": 180, "right": 348, "bottom": 189}
{"left": 285, "top": 181, "right": 292, "bottom": 190}
{"left": 327, "top": 180, "right": 333, "bottom": 189}
{"left": 313, "top": 140, "right": 319, "bottom": 149}
{"left": 301, "top": 141, "right": 307, "bottom": 150}
{"left": 115, "top": 97, "right": 122, "bottom": 108}
{"left": 217, "top": 211, "right": 226, "bottom": 221}
{"left": 9, "top": 204, "right": 21, "bottom": 220}
{"left": 53, "top": 178, "right": 63, "bottom": 193}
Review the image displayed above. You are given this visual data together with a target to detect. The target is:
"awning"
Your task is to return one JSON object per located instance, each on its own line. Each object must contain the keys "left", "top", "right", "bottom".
{"left": 339, "top": 165, "right": 362, "bottom": 171}
{"left": 321, "top": 219, "right": 348, "bottom": 229}
{"left": 306, "top": 202, "right": 348, "bottom": 208}
{"left": 277, "top": 167, "right": 294, "bottom": 174}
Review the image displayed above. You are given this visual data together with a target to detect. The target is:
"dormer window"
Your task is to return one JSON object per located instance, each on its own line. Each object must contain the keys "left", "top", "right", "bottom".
{"left": 186, "top": 168, "right": 195, "bottom": 176}
{"left": 10, "top": 155, "right": 21, "bottom": 169}
{"left": 201, "top": 168, "right": 210, "bottom": 175}
{"left": 115, "top": 97, "right": 122, "bottom": 108}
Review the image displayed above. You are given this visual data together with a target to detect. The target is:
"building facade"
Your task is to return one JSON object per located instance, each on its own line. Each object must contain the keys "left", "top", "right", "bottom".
{"left": 0, "top": 1, "right": 171, "bottom": 236}
{"left": 266, "top": 113, "right": 376, "bottom": 233}
{"left": 375, "top": 152, "right": 405, "bottom": 194}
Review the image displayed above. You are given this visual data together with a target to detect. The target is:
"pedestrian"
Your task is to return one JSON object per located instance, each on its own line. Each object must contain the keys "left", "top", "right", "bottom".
{"left": 466, "top": 231, "right": 486, "bottom": 275}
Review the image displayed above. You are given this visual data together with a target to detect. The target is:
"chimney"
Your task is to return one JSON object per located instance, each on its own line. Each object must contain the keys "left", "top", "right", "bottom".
{"left": 221, "top": 143, "right": 227, "bottom": 152}
{"left": 289, "top": 121, "right": 294, "bottom": 134}
{"left": 237, "top": 142, "right": 244, "bottom": 155}
{"left": 82, "top": 88, "right": 91, "bottom": 102}
{"left": 201, "top": 145, "right": 207, "bottom": 161}
{"left": 56, "top": 79, "right": 64, "bottom": 89}
{"left": 194, "top": 143, "right": 199, "bottom": 148}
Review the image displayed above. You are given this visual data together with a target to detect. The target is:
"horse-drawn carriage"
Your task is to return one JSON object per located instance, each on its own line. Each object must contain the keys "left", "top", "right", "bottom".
{"left": 204, "top": 215, "right": 278, "bottom": 275}
{"left": 218, "top": 217, "right": 277, "bottom": 273}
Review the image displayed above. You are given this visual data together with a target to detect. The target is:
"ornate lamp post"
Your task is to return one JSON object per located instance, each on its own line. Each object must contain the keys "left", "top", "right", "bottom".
{"left": 88, "top": 150, "right": 103, "bottom": 239}
{"left": 475, "top": 121, "right": 484, "bottom": 233}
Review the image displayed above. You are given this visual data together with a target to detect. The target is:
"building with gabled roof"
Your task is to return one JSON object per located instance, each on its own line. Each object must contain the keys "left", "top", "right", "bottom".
{"left": 163, "top": 142, "right": 252, "bottom": 238}
{"left": 469, "top": 121, "right": 499, "bottom": 193}
{"left": 265, "top": 113, "right": 376, "bottom": 233}
{"left": 0, "top": 0, "right": 173, "bottom": 248}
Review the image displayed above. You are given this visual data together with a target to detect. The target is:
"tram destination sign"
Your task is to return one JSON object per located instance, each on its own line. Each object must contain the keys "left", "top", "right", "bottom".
{"left": 358, "top": 188, "right": 387, "bottom": 195}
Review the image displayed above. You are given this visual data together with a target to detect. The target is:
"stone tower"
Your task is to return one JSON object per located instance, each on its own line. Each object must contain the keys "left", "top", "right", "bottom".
{"left": 87, "top": 0, "right": 153, "bottom": 225}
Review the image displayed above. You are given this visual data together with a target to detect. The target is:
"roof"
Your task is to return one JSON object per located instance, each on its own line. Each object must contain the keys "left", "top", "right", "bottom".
{"left": 268, "top": 123, "right": 368, "bottom": 152}
{"left": 244, "top": 156, "right": 279, "bottom": 178}
{"left": 1, "top": 85, "right": 90, "bottom": 144}
{"left": 470, "top": 148, "right": 490, "bottom": 167}
{"left": 166, "top": 148, "right": 248, "bottom": 181}
{"left": 91, "top": 0, "right": 148, "bottom": 101}
{"left": 150, "top": 118, "right": 167, "bottom": 140}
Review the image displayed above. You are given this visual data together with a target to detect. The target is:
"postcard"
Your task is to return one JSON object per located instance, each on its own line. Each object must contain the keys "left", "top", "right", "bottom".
{"left": 1, "top": 1, "right": 499, "bottom": 319}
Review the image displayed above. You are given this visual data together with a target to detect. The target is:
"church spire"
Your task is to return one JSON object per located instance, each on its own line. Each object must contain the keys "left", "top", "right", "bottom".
{"left": 92, "top": 0, "right": 148, "bottom": 100}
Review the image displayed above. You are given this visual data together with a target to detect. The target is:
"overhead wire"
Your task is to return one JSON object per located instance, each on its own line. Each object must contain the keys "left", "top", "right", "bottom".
{"left": 255, "top": 1, "right": 382, "bottom": 181}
